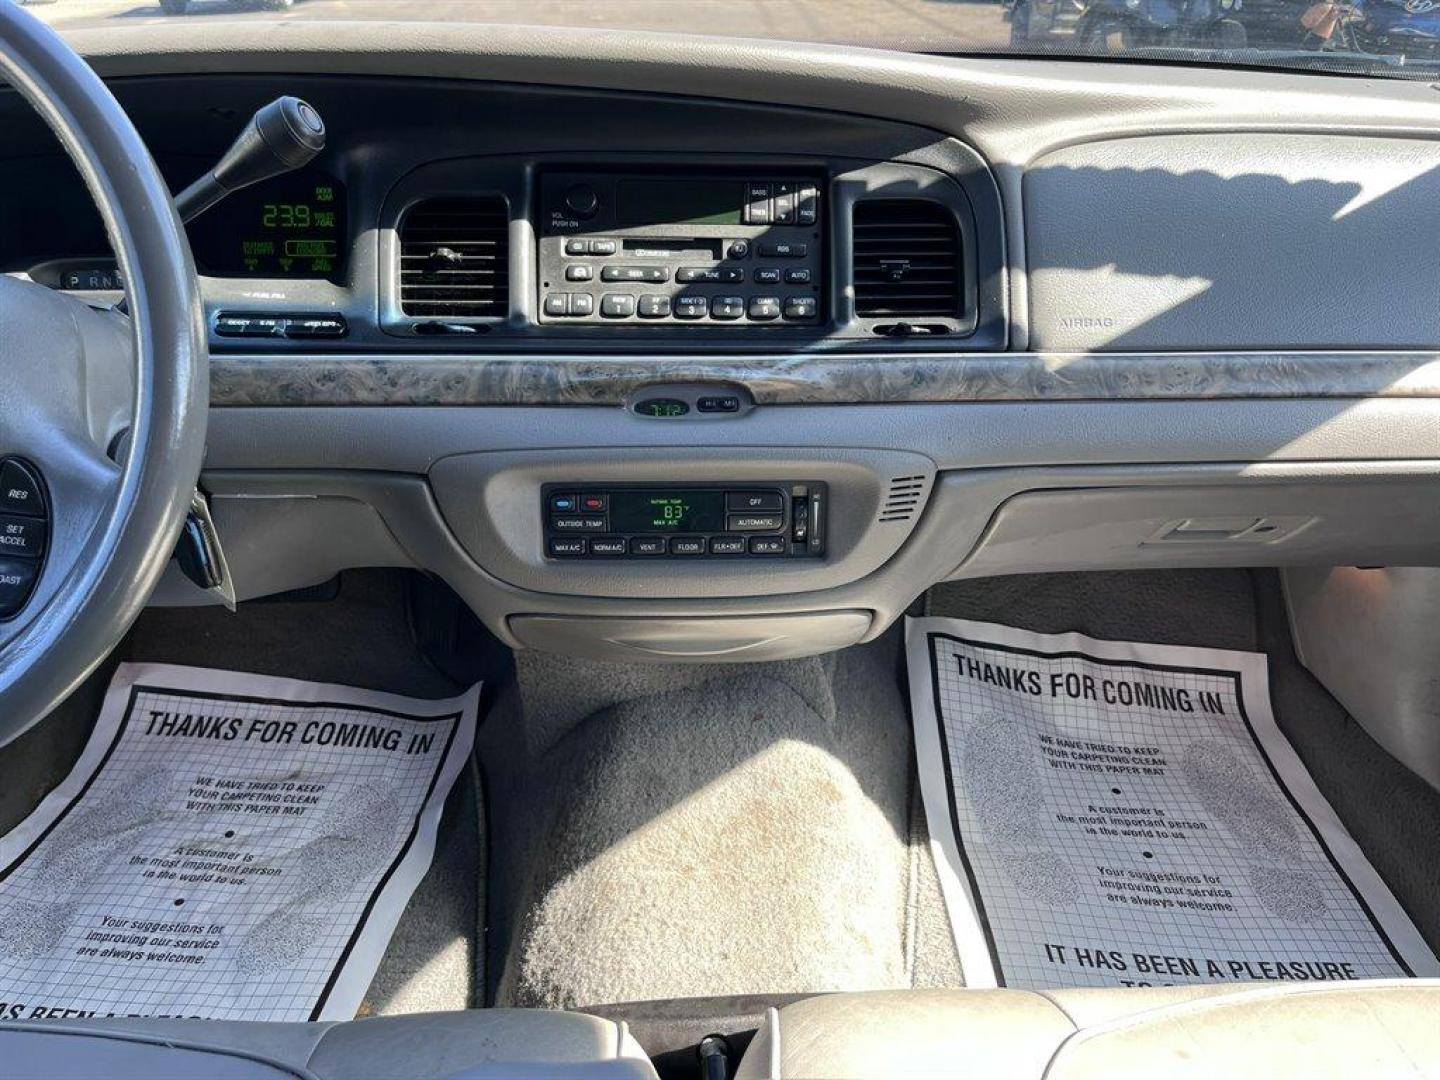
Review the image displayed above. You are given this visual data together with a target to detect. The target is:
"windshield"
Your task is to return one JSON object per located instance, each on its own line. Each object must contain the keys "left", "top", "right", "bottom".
{"left": 22, "top": 0, "right": 1440, "bottom": 80}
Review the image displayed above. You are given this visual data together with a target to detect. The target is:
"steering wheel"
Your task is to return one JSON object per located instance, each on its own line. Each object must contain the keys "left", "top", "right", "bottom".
{"left": 0, "top": 7, "right": 207, "bottom": 747}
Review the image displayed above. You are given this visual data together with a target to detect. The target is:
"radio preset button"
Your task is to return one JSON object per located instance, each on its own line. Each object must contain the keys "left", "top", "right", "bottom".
{"left": 727, "top": 491, "right": 784, "bottom": 512}
{"left": 711, "top": 296, "right": 745, "bottom": 320}
{"left": 748, "top": 297, "right": 781, "bottom": 321}
{"left": 728, "top": 513, "right": 785, "bottom": 532}
{"left": 637, "top": 295, "right": 672, "bottom": 319}
{"left": 601, "top": 294, "right": 636, "bottom": 318}
{"left": 784, "top": 297, "right": 818, "bottom": 320}
{"left": 709, "top": 536, "right": 747, "bottom": 555}
{"left": 669, "top": 537, "right": 706, "bottom": 556}
{"left": 673, "top": 295, "right": 707, "bottom": 320}
{"left": 548, "top": 537, "right": 588, "bottom": 557}
{"left": 749, "top": 536, "right": 789, "bottom": 555}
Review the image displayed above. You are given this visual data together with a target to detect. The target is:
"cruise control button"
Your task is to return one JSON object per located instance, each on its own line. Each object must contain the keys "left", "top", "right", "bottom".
{"left": 0, "top": 460, "right": 44, "bottom": 517}
{"left": 709, "top": 535, "right": 747, "bottom": 555}
{"left": 758, "top": 240, "right": 807, "bottom": 259}
{"left": 631, "top": 536, "right": 667, "bottom": 555}
{"left": 0, "top": 515, "right": 46, "bottom": 559}
{"left": 784, "top": 296, "right": 818, "bottom": 320}
{"left": 749, "top": 536, "right": 788, "bottom": 555}
{"left": 711, "top": 296, "right": 745, "bottom": 320}
{"left": 0, "top": 556, "right": 40, "bottom": 617}
{"left": 669, "top": 537, "right": 706, "bottom": 555}
{"left": 551, "top": 515, "right": 607, "bottom": 531}
{"left": 637, "top": 295, "right": 672, "bottom": 319}
{"left": 548, "top": 537, "right": 588, "bottom": 557}
{"left": 728, "top": 513, "right": 785, "bottom": 532}
{"left": 748, "top": 297, "right": 781, "bottom": 321}
{"left": 589, "top": 536, "right": 628, "bottom": 556}
{"left": 727, "top": 490, "right": 784, "bottom": 512}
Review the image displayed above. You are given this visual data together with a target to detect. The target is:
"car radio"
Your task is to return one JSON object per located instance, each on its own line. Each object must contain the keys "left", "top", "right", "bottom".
{"left": 536, "top": 171, "right": 824, "bottom": 326}
{"left": 542, "top": 483, "right": 827, "bottom": 559}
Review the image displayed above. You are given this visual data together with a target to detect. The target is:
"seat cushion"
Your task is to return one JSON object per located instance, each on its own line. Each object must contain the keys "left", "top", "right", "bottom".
{"left": 1, "top": 1009, "right": 657, "bottom": 1080}
{"left": 736, "top": 982, "right": 1440, "bottom": 1079}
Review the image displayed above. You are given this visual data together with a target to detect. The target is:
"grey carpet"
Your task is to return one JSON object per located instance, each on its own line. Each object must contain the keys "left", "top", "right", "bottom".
{"left": 0, "top": 570, "right": 482, "bottom": 1016}
{"left": 928, "top": 569, "right": 1440, "bottom": 957}
{"left": 483, "top": 635, "right": 927, "bottom": 1008}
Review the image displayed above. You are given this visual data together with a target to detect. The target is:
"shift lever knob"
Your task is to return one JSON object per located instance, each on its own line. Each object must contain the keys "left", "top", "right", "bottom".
{"left": 173, "top": 96, "right": 326, "bottom": 224}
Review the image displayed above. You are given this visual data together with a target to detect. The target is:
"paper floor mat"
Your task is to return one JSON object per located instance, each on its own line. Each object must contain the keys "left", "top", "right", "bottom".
{"left": 0, "top": 662, "right": 479, "bottom": 1022}
{"left": 906, "top": 616, "right": 1440, "bottom": 990}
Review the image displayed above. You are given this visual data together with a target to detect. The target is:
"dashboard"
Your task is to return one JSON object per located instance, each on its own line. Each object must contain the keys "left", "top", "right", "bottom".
{"left": 5, "top": 22, "right": 1440, "bottom": 663}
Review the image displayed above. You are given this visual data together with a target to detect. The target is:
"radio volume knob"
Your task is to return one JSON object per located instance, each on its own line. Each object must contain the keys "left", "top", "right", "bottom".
{"left": 564, "top": 183, "right": 600, "bottom": 219}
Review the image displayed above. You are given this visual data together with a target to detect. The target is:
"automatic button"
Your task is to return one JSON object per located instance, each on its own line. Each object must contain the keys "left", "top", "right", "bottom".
{"left": 0, "top": 460, "right": 44, "bottom": 517}
{"left": 727, "top": 513, "right": 784, "bottom": 532}
{"left": 0, "top": 556, "right": 40, "bottom": 617}
{"left": 0, "top": 515, "right": 46, "bottom": 559}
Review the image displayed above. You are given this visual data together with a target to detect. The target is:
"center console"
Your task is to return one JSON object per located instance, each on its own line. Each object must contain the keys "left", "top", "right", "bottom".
{"left": 536, "top": 171, "right": 825, "bottom": 326}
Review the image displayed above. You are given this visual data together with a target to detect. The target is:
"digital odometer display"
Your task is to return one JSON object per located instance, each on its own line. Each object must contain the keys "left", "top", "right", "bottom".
{"left": 609, "top": 491, "right": 726, "bottom": 533}
{"left": 204, "top": 170, "right": 347, "bottom": 280}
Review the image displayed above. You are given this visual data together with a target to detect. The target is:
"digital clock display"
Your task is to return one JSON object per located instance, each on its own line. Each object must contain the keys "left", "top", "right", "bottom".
{"left": 199, "top": 169, "right": 347, "bottom": 281}
{"left": 609, "top": 490, "right": 726, "bottom": 533}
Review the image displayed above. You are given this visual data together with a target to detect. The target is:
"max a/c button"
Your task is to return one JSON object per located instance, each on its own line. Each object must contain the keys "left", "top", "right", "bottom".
{"left": 548, "top": 537, "right": 587, "bottom": 557}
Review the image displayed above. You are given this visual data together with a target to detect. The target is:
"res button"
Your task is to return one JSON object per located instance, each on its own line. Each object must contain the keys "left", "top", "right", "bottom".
{"left": 0, "top": 460, "right": 44, "bottom": 517}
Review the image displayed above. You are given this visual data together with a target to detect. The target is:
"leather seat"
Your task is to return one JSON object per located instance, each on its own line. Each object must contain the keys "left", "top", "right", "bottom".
{"left": 735, "top": 981, "right": 1440, "bottom": 1079}
{"left": 0, "top": 1008, "right": 656, "bottom": 1080}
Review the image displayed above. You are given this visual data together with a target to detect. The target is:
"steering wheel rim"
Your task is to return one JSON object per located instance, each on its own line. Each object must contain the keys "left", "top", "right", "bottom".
{"left": 0, "top": 6, "right": 207, "bottom": 746}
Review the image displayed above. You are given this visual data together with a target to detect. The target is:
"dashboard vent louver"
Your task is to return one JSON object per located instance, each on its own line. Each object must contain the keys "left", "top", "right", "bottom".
{"left": 852, "top": 200, "right": 961, "bottom": 319}
{"left": 399, "top": 196, "right": 509, "bottom": 318}
{"left": 879, "top": 475, "right": 928, "bottom": 524}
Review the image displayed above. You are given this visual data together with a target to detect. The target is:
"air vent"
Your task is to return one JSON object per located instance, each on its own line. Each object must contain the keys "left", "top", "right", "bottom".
{"left": 399, "top": 196, "right": 509, "bottom": 318}
{"left": 879, "top": 475, "right": 929, "bottom": 523}
{"left": 852, "top": 200, "right": 961, "bottom": 319}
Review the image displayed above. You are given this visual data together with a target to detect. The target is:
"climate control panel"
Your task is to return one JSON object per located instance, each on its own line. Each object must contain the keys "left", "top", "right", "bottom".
{"left": 542, "top": 483, "right": 826, "bottom": 559}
